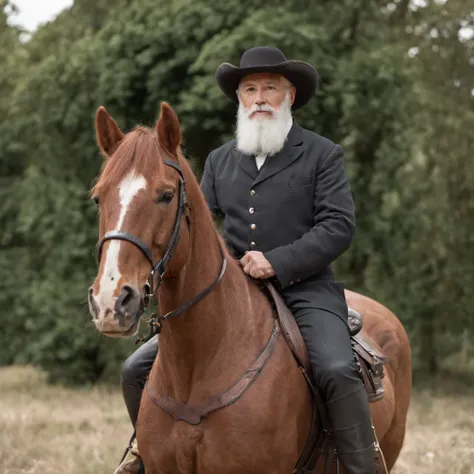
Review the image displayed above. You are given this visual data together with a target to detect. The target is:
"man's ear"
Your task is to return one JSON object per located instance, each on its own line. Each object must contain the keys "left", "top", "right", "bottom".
{"left": 95, "top": 106, "right": 124, "bottom": 157}
{"left": 289, "top": 85, "right": 297, "bottom": 106}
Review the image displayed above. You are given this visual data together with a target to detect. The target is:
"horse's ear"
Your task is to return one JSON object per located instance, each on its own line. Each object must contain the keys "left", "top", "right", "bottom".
{"left": 95, "top": 106, "right": 124, "bottom": 158}
{"left": 156, "top": 102, "right": 181, "bottom": 156}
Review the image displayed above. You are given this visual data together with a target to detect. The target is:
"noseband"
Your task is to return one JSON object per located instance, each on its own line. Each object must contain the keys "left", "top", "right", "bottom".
{"left": 96, "top": 159, "right": 227, "bottom": 342}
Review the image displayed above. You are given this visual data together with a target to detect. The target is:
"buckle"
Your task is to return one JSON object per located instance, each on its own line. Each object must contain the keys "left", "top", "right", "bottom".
{"left": 135, "top": 315, "right": 163, "bottom": 345}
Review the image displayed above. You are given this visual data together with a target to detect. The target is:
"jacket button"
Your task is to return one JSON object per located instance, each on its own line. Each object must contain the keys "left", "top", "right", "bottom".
{"left": 250, "top": 223, "right": 256, "bottom": 230}
{"left": 250, "top": 241, "right": 256, "bottom": 248}
{"left": 250, "top": 189, "right": 256, "bottom": 196}
{"left": 249, "top": 207, "right": 255, "bottom": 214}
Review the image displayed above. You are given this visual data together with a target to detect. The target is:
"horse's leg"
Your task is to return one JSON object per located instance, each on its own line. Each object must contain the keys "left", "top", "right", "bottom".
{"left": 367, "top": 317, "right": 412, "bottom": 472}
{"left": 379, "top": 409, "right": 408, "bottom": 472}
{"left": 379, "top": 354, "right": 412, "bottom": 470}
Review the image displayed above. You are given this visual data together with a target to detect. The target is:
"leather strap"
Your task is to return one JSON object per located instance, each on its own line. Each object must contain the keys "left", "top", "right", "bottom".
{"left": 150, "top": 162, "right": 188, "bottom": 284}
{"left": 135, "top": 237, "right": 227, "bottom": 344}
{"left": 156, "top": 240, "right": 227, "bottom": 325}
{"left": 146, "top": 320, "right": 280, "bottom": 425}
{"left": 264, "top": 282, "right": 311, "bottom": 375}
{"left": 263, "top": 281, "right": 333, "bottom": 472}
{"left": 98, "top": 230, "right": 154, "bottom": 266}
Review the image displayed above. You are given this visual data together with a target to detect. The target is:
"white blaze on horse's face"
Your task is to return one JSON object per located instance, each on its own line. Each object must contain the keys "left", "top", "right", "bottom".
{"left": 93, "top": 171, "right": 147, "bottom": 330}
{"left": 91, "top": 102, "right": 185, "bottom": 336}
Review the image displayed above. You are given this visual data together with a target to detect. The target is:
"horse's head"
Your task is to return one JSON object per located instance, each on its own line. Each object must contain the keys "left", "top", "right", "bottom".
{"left": 88, "top": 103, "right": 190, "bottom": 337}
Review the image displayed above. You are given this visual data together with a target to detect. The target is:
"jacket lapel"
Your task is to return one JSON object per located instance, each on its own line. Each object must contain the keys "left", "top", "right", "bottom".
{"left": 235, "top": 149, "right": 259, "bottom": 180}
{"left": 252, "top": 122, "right": 304, "bottom": 186}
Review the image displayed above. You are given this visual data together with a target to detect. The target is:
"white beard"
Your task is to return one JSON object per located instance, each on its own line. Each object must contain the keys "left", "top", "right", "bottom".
{"left": 235, "top": 93, "right": 293, "bottom": 157}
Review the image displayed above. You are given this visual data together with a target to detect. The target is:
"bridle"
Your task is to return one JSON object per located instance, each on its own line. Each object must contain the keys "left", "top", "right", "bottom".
{"left": 96, "top": 158, "right": 227, "bottom": 342}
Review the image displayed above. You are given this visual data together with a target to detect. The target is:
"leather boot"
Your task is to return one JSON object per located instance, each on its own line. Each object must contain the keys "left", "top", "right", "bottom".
{"left": 114, "top": 438, "right": 143, "bottom": 474}
{"left": 326, "top": 385, "right": 375, "bottom": 473}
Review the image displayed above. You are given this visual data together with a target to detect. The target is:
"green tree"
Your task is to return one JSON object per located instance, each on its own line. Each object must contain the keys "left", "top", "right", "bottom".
{"left": 1, "top": 0, "right": 472, "bottom": 383}
{"left": 373, "top": 0, "right": 474, "bottom": 374}
{"left": 0, "top": 1, "right": 30, "bottom": 365}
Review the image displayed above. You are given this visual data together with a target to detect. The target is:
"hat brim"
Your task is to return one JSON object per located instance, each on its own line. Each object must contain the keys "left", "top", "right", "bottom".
{"left": 215, "top": 60, "right": 318, "bottom": 110}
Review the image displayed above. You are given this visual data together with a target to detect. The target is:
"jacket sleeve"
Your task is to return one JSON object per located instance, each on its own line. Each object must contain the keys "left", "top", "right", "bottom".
{"left": 200, "top": 151, "right": 224, "bottom": 219}
{"left": 264, "top": 144, "right": 356, "bottom": 289}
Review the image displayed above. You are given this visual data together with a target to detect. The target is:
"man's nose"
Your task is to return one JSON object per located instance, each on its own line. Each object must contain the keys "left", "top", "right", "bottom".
{"left": 254, "top": 89, "right": 266, "bottom": 105}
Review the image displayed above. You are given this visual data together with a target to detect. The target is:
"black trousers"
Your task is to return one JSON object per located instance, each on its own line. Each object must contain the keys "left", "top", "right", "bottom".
{"left": 122, "top": 307, "right": 364, "bottom": 422}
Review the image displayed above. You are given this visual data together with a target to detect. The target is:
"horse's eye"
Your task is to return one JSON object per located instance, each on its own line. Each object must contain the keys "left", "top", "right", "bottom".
{"left": 157, "top": 192, "right": 174, "bottom": 204}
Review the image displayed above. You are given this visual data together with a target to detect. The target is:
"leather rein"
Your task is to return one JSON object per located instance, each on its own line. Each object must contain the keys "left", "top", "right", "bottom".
{"left": 96, "top": 158, "right": 227, "bottom": 343}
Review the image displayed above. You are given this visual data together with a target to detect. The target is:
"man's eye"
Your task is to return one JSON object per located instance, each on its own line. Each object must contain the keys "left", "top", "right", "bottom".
{"left": 92, "top": 196, "right": 99, "bottom": 206}
{"left": 157, "top": 192, "right": 174, "bottom": 204}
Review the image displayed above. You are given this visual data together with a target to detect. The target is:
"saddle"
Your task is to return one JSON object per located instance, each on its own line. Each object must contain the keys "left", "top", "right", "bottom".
{"left": 263, "top": 282, "right": 388, "bottom": 474}
{"left": 263, "top": 283, "right": 388, "bottom": 402}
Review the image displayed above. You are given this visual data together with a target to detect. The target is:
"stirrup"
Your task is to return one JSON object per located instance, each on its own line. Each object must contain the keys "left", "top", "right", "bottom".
{"left": 114, "top": 434, "right": 143, "bottom": 474}
{"left": 373, "top": 423, "right": 388, "bottom": 474}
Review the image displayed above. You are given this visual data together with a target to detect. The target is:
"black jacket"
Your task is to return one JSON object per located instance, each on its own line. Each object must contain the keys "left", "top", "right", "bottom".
{"left": 200, "top": 122, "right": 355, "bottom": 318}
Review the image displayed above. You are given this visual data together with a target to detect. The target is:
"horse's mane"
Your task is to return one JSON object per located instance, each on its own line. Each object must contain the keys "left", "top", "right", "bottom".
{"left": 92, "top": 126, "right": 163, "bottom": 196}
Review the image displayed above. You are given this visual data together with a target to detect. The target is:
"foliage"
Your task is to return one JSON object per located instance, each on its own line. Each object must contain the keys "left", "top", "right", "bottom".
{"left": 367, "top": 0, "right": 474, "bottom": 373}
{"left": 0, "top": 0, "right": 472, "bottom": 383}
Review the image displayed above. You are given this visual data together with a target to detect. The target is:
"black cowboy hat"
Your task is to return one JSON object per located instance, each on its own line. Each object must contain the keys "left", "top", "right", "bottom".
{"left": 215, "top": 46, "right": 319, "bottom": 110}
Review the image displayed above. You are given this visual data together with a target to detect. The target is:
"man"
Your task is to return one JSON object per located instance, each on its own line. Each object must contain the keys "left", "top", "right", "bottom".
{"left": 116, "top": 46, "right": 375, "bottom": 474}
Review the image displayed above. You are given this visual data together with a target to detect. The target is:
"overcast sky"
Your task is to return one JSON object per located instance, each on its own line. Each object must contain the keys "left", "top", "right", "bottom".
{"left": 9, "top": 0, "right": 73, "bottom": 32}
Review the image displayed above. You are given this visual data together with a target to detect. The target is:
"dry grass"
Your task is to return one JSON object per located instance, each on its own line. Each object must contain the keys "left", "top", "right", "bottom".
{"left": 1, "top": 366, "right": 474, "bottom": 473}
{"left": 0, "top": 366, "right": 130, "bottom": 474}
{"left": 392, "top": 382, "right": 474, "bottom": 474}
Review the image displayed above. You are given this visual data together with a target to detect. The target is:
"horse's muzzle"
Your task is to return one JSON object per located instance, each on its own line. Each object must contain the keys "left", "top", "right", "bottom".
{"left": 88, "top": 284, "right": 142, "bottom": 337}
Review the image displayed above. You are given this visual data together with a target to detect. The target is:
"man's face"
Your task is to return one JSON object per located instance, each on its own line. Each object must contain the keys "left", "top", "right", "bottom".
{"left": 238, "top": 73, "right": 296, "bottom": 118}
{"left": 235, "top": 73, "right": 296, "bottom": 156}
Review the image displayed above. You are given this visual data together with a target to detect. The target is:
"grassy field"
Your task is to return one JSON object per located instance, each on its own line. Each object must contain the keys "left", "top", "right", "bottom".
{"left": 1, "top": 366, "right": 474, "bottom": 474}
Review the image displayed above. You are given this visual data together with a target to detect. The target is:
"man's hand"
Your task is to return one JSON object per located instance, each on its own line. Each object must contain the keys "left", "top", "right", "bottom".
{"left": 240, "top": 251, "right": 276, "bottom": 279}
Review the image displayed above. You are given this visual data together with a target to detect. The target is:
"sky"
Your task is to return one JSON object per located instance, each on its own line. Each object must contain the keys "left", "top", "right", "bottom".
{"left": 9, "top": 0, "right": 73, "bottom": 32}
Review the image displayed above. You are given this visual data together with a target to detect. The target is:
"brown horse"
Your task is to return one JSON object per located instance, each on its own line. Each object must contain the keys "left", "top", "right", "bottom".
{"left": 88, "top": 102, "right": 412, "bottom": 473}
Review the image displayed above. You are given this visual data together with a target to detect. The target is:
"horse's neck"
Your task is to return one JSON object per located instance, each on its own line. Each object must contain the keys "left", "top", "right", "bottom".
{"left": 155, "top": 183, "right": 273, "bottom": 401}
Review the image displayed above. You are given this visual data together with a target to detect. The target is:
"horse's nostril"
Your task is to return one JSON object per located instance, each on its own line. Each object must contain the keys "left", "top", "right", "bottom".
{"left": 116, "top": 285, "right": 139, "bottom": 317}
{"left": 88, "top": 286, "right": 99, "bottom": 319}
{"left": 121, "top": 285, "right": 134, "bottom": 307}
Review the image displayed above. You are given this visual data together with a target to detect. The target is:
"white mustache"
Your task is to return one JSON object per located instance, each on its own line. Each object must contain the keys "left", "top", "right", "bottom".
{"left": 247, "top": 104, "right": 275, "bottom": 117}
